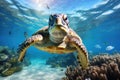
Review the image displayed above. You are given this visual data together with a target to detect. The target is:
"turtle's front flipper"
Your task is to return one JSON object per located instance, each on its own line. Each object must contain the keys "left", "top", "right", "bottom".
{"left": 17, "top": 35, "right": 43, "bottom": 62}
{"left": 65, "top": 36, "right": 89, "bottom": 69}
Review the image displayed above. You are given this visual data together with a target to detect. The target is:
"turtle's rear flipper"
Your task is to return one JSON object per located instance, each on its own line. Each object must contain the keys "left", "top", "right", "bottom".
{"left": 17, "top": 35, "right": 43, "bottom": 62}
{"left": 66, "top": 36, "right": 89, "bottom": 69}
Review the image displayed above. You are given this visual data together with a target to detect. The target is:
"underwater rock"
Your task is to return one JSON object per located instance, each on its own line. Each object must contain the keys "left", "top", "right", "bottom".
{"left": 0, "top": 53, "right": 9, "bottom": 62}
{"left": 1, "top": 66, "right": 22, "bottom": 77}
{"left": 0, "top": 46, "right": 31, "bottom": 77}
{"left": 62, "top": 53, "right": 120, "bottom": 80}
{"left": 46, "top": 53, "right": 77, "bottom": 68}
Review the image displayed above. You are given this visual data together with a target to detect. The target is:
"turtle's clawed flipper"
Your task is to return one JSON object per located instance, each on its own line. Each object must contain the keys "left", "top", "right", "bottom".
{"left": 65, "top": 36, "right": 89, "bottom": 69}
{"left": 58, "top": 42, "right": 67, "bottom": 48}
{"left": 17, "top": 35, "right": 43, "bottom": 62}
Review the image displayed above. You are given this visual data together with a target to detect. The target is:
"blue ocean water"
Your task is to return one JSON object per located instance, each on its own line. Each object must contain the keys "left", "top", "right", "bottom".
{"left": 0, "top": 0, "right": 120, "bottom": 80}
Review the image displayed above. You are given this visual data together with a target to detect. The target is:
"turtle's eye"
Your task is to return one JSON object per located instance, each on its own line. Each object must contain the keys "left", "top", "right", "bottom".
{"left": 62, "top": 14, "right": 69, "bottom": 26}
{"left": 63, "top": 15, "right": 67, "bottom": 20}
{"left": 64, "top": 17, "right": 67, "bottom": 20}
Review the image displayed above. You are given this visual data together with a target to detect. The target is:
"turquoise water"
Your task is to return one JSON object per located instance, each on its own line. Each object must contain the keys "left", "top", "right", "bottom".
{"left": 0, "top": 0, "right": 120, "bottom": 80}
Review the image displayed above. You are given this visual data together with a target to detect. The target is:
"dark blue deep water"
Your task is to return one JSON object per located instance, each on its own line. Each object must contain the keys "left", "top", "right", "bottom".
{"left": 0, "top": 0, "right": 120, "bottom": 80}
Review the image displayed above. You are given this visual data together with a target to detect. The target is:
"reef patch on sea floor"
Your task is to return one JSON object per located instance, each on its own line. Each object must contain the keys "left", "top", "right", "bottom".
{"left": 46, "top": 53, "right": 77, "bottom": 68}
{"left": 62, "top": 53, "right": 120, "bottom": 80}
{"left": 0, "top": 46, "right": 31, "bottom": 77}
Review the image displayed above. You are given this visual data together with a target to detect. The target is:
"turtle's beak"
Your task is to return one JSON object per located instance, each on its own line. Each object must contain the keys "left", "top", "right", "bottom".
{"left": 60, "top": 26, "right": 69, "bottom": 33}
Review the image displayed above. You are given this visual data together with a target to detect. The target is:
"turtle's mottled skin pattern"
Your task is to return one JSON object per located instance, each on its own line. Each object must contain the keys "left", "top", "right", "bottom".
{"left": 17, "top": 14, "right": 89, "bottom": 69}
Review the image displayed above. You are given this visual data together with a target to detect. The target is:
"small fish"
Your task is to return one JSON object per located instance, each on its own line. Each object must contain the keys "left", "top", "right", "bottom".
{"left": 46, "top": 4, "right": 50, "bottom": 9}
{"left": 8, "top": 31, "right": 12, "bottom": 35}
{"left": 24, "top": 31, "right": 28, "bottom": 39}
{"left": 60, "top": 69, "right": 63, "bottom": 71}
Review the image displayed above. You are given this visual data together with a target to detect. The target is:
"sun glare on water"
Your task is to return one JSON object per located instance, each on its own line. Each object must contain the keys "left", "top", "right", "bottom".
{"left": 30, "top": 0, "right": 53, "bottom": 10}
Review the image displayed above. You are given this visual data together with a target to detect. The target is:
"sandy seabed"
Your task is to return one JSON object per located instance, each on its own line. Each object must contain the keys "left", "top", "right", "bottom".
{"left": 0, "top": 59, "right": 66, "bottom": 80}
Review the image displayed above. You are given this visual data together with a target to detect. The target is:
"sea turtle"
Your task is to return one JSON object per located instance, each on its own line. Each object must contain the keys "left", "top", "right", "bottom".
{"left": 17, "top": 14, "right": 89, "bottom": 69}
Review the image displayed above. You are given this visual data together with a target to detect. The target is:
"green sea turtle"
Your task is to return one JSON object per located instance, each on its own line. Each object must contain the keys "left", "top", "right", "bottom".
{"left": 17, "top": 14, "right": 89, "bottom": 69}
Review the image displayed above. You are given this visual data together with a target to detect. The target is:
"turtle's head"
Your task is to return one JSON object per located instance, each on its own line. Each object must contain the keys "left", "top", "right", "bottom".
{"left": 48, "top": 14, "right": 69, "bottom": 43}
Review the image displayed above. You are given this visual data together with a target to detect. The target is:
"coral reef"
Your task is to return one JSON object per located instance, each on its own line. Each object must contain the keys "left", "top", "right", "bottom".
{"left": 46, "top": 53, "right": 77, "bottom": 68}
{"left": 62, "top": 53, "right": 120, "bottom": 80}
{"left": 0, "top": 46, "right": 31, "bottom": 77}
